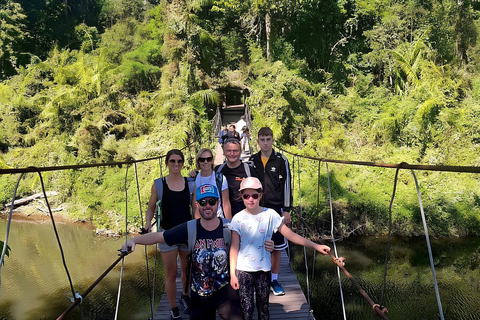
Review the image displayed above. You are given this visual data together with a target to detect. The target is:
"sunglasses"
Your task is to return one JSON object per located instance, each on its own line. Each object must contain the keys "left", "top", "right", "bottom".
{"left": 242, "top": 193, "right": 260, "bottom": 200}
{"left": 199, "top": 156, "right": 213, "bottom": 163}
{"left": 198, "top": 198, "right": 218, "bottom": 206}
{"left": 168, "top": 159, "right": 184, "bottom": 164}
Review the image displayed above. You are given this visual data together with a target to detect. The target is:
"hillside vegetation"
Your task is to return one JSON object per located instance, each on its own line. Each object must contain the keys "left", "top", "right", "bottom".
{"left": 1, "top": 0, "right": 480, "bottom": 236}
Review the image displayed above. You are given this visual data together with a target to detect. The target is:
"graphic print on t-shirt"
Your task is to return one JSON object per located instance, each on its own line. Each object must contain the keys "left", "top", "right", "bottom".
{"left": 191, "top": 225, "right": 229, "bottom": 297}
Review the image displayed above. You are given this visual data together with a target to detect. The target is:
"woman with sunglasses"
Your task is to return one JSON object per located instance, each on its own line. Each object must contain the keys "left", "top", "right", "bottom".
{"left": 144, "top": 149, "right": 194, "bottom": 320}
{"left": 192, "top": 148, "right": 232, "bottom": 220}
{"left": 229, "top": 177, "right": 331, "bottom": 320}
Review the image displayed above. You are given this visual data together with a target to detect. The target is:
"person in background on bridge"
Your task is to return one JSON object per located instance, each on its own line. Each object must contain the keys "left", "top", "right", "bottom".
{"left": 236, "top": 115, "right": 247, "bottom": 135}
{"left": 192, "top": 148, "right": 232, "bottom": 220}
{"left": 144, "top": 149, "right": 195, "bottom": 320}
{"left": 223, "top": 124, "right": 240, "bottom": 142}
{"left": 215, "top": 138, "right": 258, "bottom": 216}
{"left": 122, "top": 184, "right": 274, "bottom": 320}
{"left": 249, "top": 126, "right": 292, "bottom": 296}
{"left": 229, "top": 177, "right": 330, "bottom": 320}
{"left": 218, "top": 124, "right": 228, "bottom": 145}
{"left": 240, "top": 126, "right": 251, "bottom": 157}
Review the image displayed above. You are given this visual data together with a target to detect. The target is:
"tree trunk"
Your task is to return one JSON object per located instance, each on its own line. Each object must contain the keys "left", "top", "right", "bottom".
{"left": 266, "top": 12, "right": 271, "bottom": 59}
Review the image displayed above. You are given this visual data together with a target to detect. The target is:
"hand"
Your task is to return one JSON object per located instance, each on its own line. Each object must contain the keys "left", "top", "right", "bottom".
{"left": 264, "top": 240, "right": 274, "bottom": 252}
{"left": 230, "top": 273, "right": 239, "bottom": 290}
{"left": 316, "top": 244, "right": 330, "bottom": 255}
{"left": 121, "top": 239, "right": 136, "bottom": 253}
{"left": 189, "top": 170, "right": 198, "bottom": 178}
{"left": 144, "top": 220, "right": 152, "bottom": 233}
{"left": 283, "top": 211, "right": 291, "bottom": 226}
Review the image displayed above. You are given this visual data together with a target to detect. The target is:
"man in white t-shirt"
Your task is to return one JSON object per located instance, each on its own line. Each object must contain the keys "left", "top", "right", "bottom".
{"left": 235, "top": 115, "right": 246, "bottom": 135}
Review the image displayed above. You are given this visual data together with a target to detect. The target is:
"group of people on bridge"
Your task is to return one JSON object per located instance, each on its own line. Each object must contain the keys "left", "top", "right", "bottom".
{"left": 218, "top": 116, "right": 251, "bottom": 157}
{"left": 122, "top": 126, "right": 330, "bottom": 320}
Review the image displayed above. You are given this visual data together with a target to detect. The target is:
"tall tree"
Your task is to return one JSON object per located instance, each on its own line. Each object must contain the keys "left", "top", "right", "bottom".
{"left": 0, "top": 0, "right": 29, "bottom": 78}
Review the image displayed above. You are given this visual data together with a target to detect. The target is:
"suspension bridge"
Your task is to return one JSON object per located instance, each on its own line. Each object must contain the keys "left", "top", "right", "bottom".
{"left": 1, "top": 143, "right": 480, "bottom": 319}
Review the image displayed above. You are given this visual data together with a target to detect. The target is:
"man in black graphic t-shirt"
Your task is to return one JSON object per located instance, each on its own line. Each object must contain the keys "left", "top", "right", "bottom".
{"left": 122, "top": 184, "right": 273, "bottom": 320}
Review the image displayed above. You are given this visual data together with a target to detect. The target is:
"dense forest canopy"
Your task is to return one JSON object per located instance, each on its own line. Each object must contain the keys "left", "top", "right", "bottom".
{"left": 1, "top": 0, "right": 480, "bottom": 236}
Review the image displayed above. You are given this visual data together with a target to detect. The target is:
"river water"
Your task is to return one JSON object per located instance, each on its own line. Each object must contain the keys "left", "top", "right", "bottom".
{"left": 1, "top": 215, "right": 480, "bottom": 320}
{"left": 0, "top": 214, "right": 164, "bottom": 320}
{"left": 289, "top": 236, "right": 480, "bottom": 320}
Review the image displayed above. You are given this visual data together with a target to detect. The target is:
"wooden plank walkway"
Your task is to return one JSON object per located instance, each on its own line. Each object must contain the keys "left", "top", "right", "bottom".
{"left": 152, "top": 250, "right": 314, "bottom": 320}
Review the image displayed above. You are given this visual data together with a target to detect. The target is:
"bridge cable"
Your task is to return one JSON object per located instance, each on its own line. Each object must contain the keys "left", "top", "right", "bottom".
{"left": 411, "top": 169, "right": 445, "bottom": 320}
{"left": 150, "top": 158, "right": 164, "bottom": 311}
{"left": 310, "top": 161, "right": 322, "bottom": 281}
{"left": 135, "top": 162, "right": 155, "bottom": 320}
{"left": 326, "top": 162, "right": 347, "bottom": 320}
{"left": 34, "top": 168, "right": 77, "bottom": 301}
{"left": 0, "top": 172, "right": 24, "bottom": 295}
{"left": 57, "top": 250, "right": 129, "bottom": 319}
{"left": 115, "top": 165, "right": 131, "bottom": 319}
{"left": 381, "top": 164, "right": 405, "bottom": 305}
{"left": 295, "top": 156, "right": 312, "bottom": 311}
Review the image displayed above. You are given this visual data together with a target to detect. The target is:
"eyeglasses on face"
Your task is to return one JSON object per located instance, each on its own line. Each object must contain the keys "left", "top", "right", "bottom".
{"left": 242, "top": 193, "right": 260, "bottom": 200}
{"left": 198, "top": 198, "right": 218, "bottom": 206}
{"left": 168, "top": 159, "right": 184, "bottom": 164}
{"left": 199, "top": 156, "right": 213, "bottom": 163}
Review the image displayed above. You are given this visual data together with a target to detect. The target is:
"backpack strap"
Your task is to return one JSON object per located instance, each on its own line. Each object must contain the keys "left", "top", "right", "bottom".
{"left": 187, "top": 219, "right": 197, "bottom": 253}
{"left": 221, "top": 218, "right": 231, "bottom": 251}
{"left": 217, "top": 162, "right": 226, "bottom": 173}
{"left": 215, "top": 171, "right": 223, "bottom": 192}
{"left": 154, "top": 177, "right": 164, "bottom": 202}
{"left": 215, "top": 171, "right": 224, "bottom": 212}
{"left": 187, "top": 177, "right": 195, "bottom": 204}
{"left": 243, "top": 162, "right": 251, "bottom": 177}
{"left": 153, "top": 178, "right": 164, "bottom": 227}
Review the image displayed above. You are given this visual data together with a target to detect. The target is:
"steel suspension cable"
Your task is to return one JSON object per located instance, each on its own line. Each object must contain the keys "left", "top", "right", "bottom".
{"left": 34, "top": 168, "right": 77, "bottom": 299}
{"left": 313, "top": 161, "right": 321, "bottom": 279}
{"left": 295, "top": 156, "right": 311, "bottom": 309}
{"left": 57, "top": 251, "right": 129, "bottom": 319}
{"left": 116, "top": 165, "right": 131, "bottom": 319}
{"left": 326, "top": 163, "right": 347, "bottom": 320}
{"left": 135, "top": 162, "right": 155, "bottom": 319}
{"left": 381, "top": 165, "right": 404, "bottom": 305}
{"left": 410, "top": 170, "right": 445, "bottom": 320}
{"left": 151, "top": 159, "right": 164, "bottom": 310}
{"left": 0, "top": 173, "right": 24, "bottom": 295}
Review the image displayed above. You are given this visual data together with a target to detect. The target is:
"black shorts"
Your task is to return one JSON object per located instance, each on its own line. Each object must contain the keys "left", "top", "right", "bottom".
{"left": 269, "top": 205, "right": 288, "bottom": 251}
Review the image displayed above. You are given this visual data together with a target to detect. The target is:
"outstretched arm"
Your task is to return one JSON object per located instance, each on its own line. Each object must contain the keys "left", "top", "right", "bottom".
{"left": 121, "top": 232, "right": 165, "bottom": 253}
{"left": 278, "top": 224, "right": 330, "bottom": 255}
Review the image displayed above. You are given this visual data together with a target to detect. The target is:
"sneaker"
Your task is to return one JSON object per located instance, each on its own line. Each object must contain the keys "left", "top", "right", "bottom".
{"left": 170, "top": 307, "right": 182, "bottom": 319}
{"left": 270, "top": 279, "right": 285, "bottom": 296}
{"left": 179, "top": 293, "right": 190, "bottom": 312}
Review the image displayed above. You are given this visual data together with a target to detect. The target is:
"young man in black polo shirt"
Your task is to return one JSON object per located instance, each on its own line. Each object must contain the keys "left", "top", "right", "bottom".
{"left": 249, "top": 127, "right": 293, "bottom": 296}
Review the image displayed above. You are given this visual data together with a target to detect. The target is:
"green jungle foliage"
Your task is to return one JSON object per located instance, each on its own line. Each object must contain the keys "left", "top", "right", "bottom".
{"left": 1, "top": 0, "right": 480, "bottom": 237}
